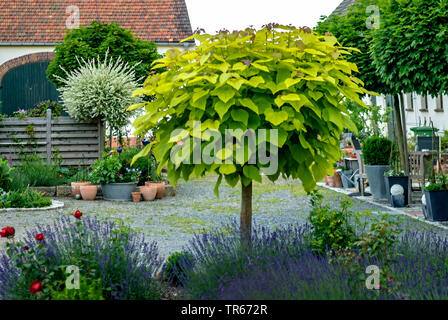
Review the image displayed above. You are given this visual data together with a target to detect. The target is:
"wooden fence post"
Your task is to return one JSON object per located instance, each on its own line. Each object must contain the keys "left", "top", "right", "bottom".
{"left": 98, "top": 121, "right": 105, "bottom": 158}
{"left": 46, "top": 108, "right": 52, "bottom": 165}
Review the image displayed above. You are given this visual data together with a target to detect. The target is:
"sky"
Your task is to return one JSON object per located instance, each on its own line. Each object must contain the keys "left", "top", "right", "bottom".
{"left": 184, "top": 0, "right": 343, "bottom": 33}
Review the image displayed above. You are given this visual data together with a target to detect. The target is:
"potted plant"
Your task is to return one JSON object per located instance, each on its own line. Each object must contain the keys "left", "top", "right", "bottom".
{"left": 384, "top": 145, "right": 409, "bottom": 207}
{"left": 384, "top": 170, "right": 409, "bottom": 207}
{"left": 363, "top": 137, "right": 392, "bottom": 200}
{"left": 89, "top": 156, "right": 140, "bottom": 201}
{"left": 145, "top": 166, "right": 166, "bottom": 199}
{"left": 422, "top": 174, "right": 448, "bottom": 221}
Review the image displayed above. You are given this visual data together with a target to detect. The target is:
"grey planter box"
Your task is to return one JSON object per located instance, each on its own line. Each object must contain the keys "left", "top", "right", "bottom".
{"left": 365, "top": 165, "right": 389, "bottom": 200}
{"left": 101, "top": 183, "right": 137, "bottom": 202}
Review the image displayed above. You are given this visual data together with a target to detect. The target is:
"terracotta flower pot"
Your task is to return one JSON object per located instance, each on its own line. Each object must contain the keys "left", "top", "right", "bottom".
{"left": 145, "top": 181, "right": 165, "bottom": 199}
{"left": 132, "top": 192, "right": 142, "bottom": 202}
{"left": 324, "top": 176, "right": 329, "bottom": 185}
{"left": 80, "top": 185, "right": 98, "bottom": 201}
{"left": 71, "top": 182, "right": 91, "bottom": 199}
{"left": 333, "top": 172, "right": 343, "bottom": 188}
{"left": 140, "top": 186, "right": 157, "bottom": 201}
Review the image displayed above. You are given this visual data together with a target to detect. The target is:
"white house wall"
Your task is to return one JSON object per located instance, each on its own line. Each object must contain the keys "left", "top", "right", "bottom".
{"left": 0, "top": 43, "right": 187, "bottom": 66}
{"left": 377, "top": 93, "right": 448, "bottom": 134}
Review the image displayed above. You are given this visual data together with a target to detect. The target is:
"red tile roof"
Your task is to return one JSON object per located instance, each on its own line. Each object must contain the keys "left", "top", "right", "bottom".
{"left": 0, "top": 0, "right": 193, "bottom": 44}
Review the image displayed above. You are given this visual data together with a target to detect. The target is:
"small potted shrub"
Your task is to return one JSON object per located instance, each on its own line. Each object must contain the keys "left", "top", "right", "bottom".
{"left": 363, "top": 137, "right": 392, "bottom": 200}
{"left": 422, "top": 174, "right": 448, "bottom": 221}
{"left": 89, "top": 156, "right": 140, "bottom": 201}
{"left": 145, "top": 166, "right": 166, "bottom": 199}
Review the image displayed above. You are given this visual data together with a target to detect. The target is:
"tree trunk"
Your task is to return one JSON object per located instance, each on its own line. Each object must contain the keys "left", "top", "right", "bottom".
{"left": 393, "top": 94, "right": 406, "bottom": 171}
{"left": 240, "top": 181, "right": 253, "bottom": 244}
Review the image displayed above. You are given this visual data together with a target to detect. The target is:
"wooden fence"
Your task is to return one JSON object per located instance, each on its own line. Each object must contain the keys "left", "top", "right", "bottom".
{"left": 0, "top": 109, "right": 105, "bottom": 167}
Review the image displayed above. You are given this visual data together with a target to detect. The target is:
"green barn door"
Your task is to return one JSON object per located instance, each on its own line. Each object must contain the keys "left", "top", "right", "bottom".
{"left": 0, "top": 61, "right": 60, "bottom": 116}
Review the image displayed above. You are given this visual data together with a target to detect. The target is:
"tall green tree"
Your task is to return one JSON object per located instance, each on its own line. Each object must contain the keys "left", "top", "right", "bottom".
{"left": 314, "top": 0, "right": 389, "bottom": 94}
{"left": 372, "top": 0, "right": 448, "bottom": 96}
{"left": 130, "top": 25, "right": 369, "bottom": 240}
{"left": 47, "top": 21, "right": 161, "bottom": 87}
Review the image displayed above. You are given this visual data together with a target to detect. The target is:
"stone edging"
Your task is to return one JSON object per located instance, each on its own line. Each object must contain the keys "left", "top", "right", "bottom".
{"left": 0, "top": 200, "right": 64, "bottom": 213}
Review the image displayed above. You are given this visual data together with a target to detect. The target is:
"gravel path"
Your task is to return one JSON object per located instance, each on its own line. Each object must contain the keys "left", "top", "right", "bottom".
{"left": 0, "top": 176, "right": 443, "bottom": 259}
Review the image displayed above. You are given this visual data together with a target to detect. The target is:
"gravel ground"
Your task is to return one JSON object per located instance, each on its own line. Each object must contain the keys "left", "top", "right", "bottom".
{"left": 0, "top": 176, "right": 445, "bottom": 259}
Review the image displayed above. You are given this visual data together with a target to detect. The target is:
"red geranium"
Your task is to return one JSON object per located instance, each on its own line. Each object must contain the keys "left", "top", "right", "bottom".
{"left": 73, "top": 210, "right": 82, "bottom": 219}
{"left": 29, "top": 281, "right": 43, "bottom": 294}
{"left": 35, "top": 233, "right": 45, "bottom": 241}
{"left": 0, "top": 226, "right": 15, "bottom": 238}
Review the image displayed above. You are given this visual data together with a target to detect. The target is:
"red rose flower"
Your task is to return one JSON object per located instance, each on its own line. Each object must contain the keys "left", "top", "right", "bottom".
{"left": 0, "top": 226, "right": 15, "bottom": 238}
{"left": 73, "top": 210, "right": 82, "bottom": 219}
{"left": 35, "top": 234, "right": 45, "bottom": 241}
{"left": 29, "top": 281, "right": 43, "bottom": 294}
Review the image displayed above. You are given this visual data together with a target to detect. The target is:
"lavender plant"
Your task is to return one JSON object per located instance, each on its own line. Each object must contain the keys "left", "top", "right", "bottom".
{"left": 0, "top": 215, "right": 163, "bottom": 300}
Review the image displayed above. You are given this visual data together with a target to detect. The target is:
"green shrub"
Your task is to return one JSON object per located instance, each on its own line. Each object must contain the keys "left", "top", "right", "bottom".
{"left": 441, "top": 130, "right": 448, "bottom": 152}
{"left": 9, "top": 158, "right": 63, "bottom": 191}
{"left": 47, "top": 21, "right": 161, "bottom": 88}
{"left": 0, "top": 159, "right": 12, "bottom": 191}
{"left": 423, "top": 174, "right": 448, "bottom": 192}
{"left": 362, "top": 136, "right": 392, "bottom": 165}
{"left": 0, "top": 188, "right": 52, "bottom": 208}
{"left": 308, "top": 191, "right": 356, "bottom": 254}
{"left": 89, "top": 156, "right": 122, "bottom": 185}
{"left": 25, "top": 100, "right": 64, "bottom": 117}
{"left": 118, "top": 147, "right": 154, "bottom": 185}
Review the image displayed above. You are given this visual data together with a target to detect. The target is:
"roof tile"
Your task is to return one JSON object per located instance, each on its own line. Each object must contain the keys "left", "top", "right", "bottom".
{"left": 0, "top": 0, "right": 193, "bottom": 44}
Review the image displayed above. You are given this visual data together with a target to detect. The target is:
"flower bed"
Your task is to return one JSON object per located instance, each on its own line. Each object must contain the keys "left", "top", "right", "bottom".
{"left": 0, "top": 212, "right": 162, "bottom": 300}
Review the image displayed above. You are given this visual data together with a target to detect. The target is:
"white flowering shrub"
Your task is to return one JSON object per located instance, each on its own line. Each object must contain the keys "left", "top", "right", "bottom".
{"left": 55, "top": 55, "right": 141, "bottom": 132}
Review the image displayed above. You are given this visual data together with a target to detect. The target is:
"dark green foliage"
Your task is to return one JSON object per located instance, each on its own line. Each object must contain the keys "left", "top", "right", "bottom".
{"left": 163, "top": 251, "right": 194, "bottom": 286}
{"left": 26, "top": 100, "right": 64, "bottom": 117}
{"left": 0, "top": 188, "right": 52, "bottom": 208}
{"left": 315, "top": 0, "right": 389, "bottom": 93}
{"left": 118, "top": 147, "right": 156, "bottom": 185}
{"left": 423, "top": 174, "right": 448, "bottom": 192}
{"left": 0, "top": 159, "right": 12, "bottom": 191}
{"left": 9, "top": 157, "right": 63, "bottom": 191}
{"left": 362, "top": 136, "right": 392, "bottom": 165}
{"left": 372, "top": 0, "right": 448, "bottom": 96}
{"left": 47, "top": 21, "right": 161, "bottom": 87}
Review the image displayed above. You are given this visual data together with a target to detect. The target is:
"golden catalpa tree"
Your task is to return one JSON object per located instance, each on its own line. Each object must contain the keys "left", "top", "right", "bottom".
{"left": 129, "top": 24, "right": 371, "bottom": 240}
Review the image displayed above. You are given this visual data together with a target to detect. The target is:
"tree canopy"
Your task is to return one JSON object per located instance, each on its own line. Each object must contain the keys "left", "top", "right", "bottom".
{"left": 371, "top": 0, "right": 448, "bottom": 96}
{"left": 314, "top": 0, "right": 389, "bottom": 94}
{"left": 47, "top": 21, "right": 161, "bottom": 88}
{"left": 130, "top": 25, "right": 370, "bottom": 195}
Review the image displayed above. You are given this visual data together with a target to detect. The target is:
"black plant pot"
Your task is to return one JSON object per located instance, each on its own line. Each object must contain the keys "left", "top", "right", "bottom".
{"left": 384, "top": 176, "right": 409, "bottom": 207}
{"left": 423, "top": 190, "right": 448, "bottom": 222}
